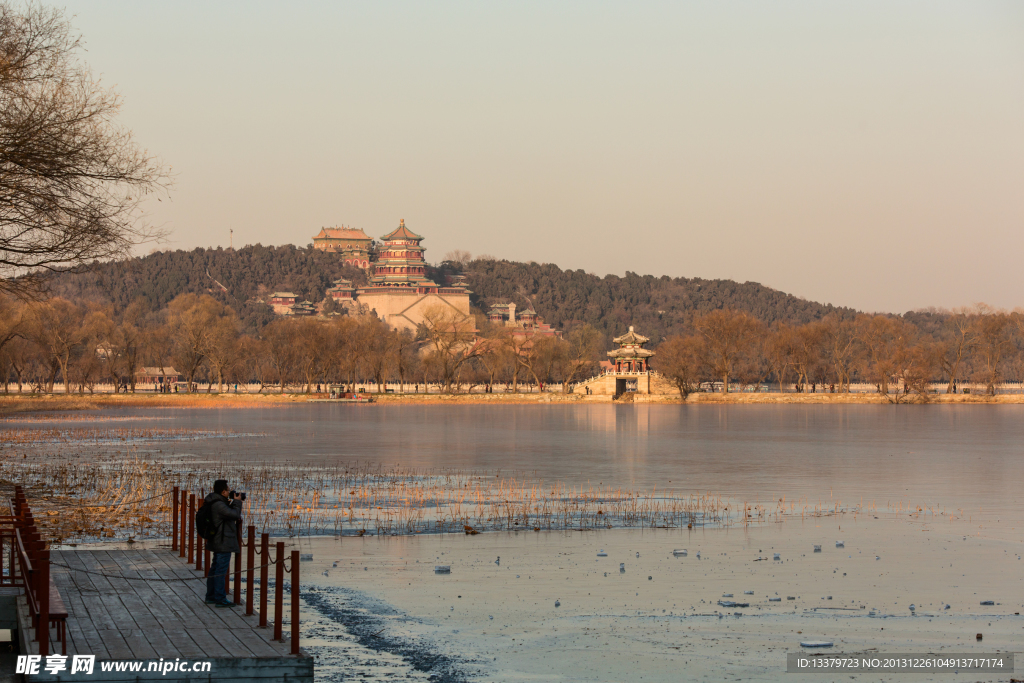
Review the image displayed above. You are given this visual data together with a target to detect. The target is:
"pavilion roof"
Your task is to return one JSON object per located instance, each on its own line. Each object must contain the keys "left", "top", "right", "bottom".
{"left": 381, "top": 219, "right": 423, "bottom": 241}
{"left": 607, "top": 347, "right": 654, "bottom": 359}
{"left": 612, "top": 326, "right": 650, "bottom": 346}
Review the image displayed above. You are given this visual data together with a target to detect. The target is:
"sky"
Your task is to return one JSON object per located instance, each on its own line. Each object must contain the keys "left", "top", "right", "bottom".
{"left": 61, "top": 1, "right": 1024, "bottom": 313}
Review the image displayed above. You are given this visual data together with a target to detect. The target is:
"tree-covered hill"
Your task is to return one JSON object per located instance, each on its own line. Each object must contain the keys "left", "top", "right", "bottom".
{"left": 42, "top": 245, "right": 857, "bottom": 337}
{"left": 461, "top": 259, "right": 856, "bottom": 342}
{"left": 46, "top": 245, "right": 369, "bottom": 331}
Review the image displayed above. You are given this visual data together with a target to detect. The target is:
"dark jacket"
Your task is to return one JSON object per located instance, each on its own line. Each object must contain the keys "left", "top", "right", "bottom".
{"left": 203, "top": 492, "right": 242, "bottom": 554}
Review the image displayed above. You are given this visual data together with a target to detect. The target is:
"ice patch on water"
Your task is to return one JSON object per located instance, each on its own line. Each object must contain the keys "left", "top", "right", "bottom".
{"left": 301, "top": 584, "right": 484, "bottom": 682}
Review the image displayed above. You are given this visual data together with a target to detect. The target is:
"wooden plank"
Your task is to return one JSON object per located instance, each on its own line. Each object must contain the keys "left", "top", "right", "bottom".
{"left": 66, "top": 615, "right": 110, "bottom": 660}
{"left": 120, "top": 629, "right": 159, "bottom": 659}
{"left": 79, "top": 594, "right": 119, "bottom": 632}
{"left": 114, "top": 591, "right": 163, "bottom": 631}
{"left": 154, "top": 629, "right": 207, "bottom": 660}
{"left": 156, "top": 561, "right": 228, "bottom": 630}
{"left": 126, "top": 551, "right": 206, "bottom": 627}
{"left": 95, "top": 629, "right": 135, "bottom": 661}
{"left": 206, "top": 627, "right": 257, "bottom": 658}
{"left": 189, "top": 628, "right": 232, "bottom": 658}
{"left": 224, "top": 626, "right": 284, "bottom": 657}
{"left": 75, "top": 553, "right": 142, "bottom": 631}
{"left": 54, "top": 551, "right": 108, "bottom": 596}
{"left": 131, "top": 550, "right": 205, "bottom": 623}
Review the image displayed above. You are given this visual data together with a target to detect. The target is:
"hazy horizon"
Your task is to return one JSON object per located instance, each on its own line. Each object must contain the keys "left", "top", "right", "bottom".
{"left": 63, "top": 1, "right": 1024, "bottom": 314}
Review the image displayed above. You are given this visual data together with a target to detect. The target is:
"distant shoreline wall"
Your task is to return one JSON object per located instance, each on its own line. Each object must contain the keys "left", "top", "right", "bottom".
{"left": 3, "top": 392, "right": 1024, "bottom": 415}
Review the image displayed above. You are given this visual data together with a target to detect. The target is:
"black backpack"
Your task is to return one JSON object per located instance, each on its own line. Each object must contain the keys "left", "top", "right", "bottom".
{"left": 196, "top": 500, "right": 217, "bottom": 542}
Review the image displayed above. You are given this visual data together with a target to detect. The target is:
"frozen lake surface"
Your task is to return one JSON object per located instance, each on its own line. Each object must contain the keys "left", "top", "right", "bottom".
{"left": 296, "top": 518, "right": 1021, "bottom": 682}
{"left": 10, "top": 403, "right": 1023, "bottom": 681}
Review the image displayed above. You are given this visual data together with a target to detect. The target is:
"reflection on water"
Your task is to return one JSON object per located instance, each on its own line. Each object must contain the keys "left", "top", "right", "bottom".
{"left": 5, "top": 404, "right": 1022, "bottom": 520}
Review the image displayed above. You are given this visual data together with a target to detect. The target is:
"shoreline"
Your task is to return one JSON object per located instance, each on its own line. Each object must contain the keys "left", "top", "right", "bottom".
{"left": 3, "top": 390, "right": 1024, "bottom": 414}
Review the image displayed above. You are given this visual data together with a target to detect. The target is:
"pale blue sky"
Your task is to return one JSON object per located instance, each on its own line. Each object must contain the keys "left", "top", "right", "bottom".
{"left": 63, "top": 1, "right": 1024, "bottom": 313}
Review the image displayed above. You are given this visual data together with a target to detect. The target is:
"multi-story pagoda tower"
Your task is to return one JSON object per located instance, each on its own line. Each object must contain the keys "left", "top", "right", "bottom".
{"left": 365, "top": 219, "right": 437, "bottom": 291}
{"left": 353, "top": 219, "right": 471, "bottom": 331}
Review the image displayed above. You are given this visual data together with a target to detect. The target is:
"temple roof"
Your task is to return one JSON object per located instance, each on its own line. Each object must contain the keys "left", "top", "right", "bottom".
{"left": 314, "top": 227, "right": 372, "bottom": 241}
{"left": 381, "top": 219, "right": 423, "bottom": 242}
{"left": 613, "top": 326, "right": 650, "bottom": 346}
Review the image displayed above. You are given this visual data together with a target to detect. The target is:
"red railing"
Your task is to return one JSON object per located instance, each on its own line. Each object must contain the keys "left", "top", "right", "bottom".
{"left": 0, "top": 485, "right": 301, "bottom": 658}
{"left": 171, "top": 486, "right": 301, "bottom": 654}
{"left": 1, "top": 485, "right": 65, "bottom": 657}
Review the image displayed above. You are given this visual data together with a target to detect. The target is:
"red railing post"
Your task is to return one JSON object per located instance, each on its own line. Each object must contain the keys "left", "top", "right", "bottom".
{"left": 179, "top": 489, "right": 187, "bottom": 558}
{"left": 290, "top": 550, "right": 300, "bottom": 655}
{"left": 259, "top": 533, "right": 269, "bottom": 628}
{"left": 171, "top": 486, "right": 179, "bottom": 552}
{"left": 187, "top": 494, "right": 195, "bottom": 565}
{"left": 230, "top": 520, "right": 239, "bottom": 602}
{"left": 274, "top": 542, "right": 284, "bottom": 641}
{"left": 37, "top": 548, "right": 49, "bottom": 657}
{"left": 246, "top": 526, "right": 255, "bottom": 615}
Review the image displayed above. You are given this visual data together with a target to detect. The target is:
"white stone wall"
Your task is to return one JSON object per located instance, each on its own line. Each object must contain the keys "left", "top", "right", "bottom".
{"left": 356, "top": 291, "right": 471, "bottom": 332}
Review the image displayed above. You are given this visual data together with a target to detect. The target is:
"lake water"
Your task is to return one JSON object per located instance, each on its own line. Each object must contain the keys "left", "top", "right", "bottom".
{"left": 20, "top": 403, "right": 1018, "bottom": 520}
{"left": 11, "top": 404, "right": 1023, "bottom": 682}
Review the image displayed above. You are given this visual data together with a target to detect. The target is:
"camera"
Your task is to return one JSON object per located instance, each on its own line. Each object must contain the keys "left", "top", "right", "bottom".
{"left": 230, "top": 490, "right": 246, "bottom": 501}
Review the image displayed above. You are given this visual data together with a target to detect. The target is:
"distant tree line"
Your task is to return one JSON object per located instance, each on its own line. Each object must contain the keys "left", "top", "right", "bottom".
{"left": 0, "top": 293, "right": 603, "bottom": 395}
{"left": 654, "top": 306, "right": 1024, "bottom": 401}
{"left": 3, "top": 290, "right": 1022, "bottom": 399}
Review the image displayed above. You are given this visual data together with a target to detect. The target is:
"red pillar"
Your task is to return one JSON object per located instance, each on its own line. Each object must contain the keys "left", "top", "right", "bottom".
{"left": 171, "top": 487, "right": 179, "bottom": 552}
{"left": 290, "top": 550, "right": 300, "bottom": 655}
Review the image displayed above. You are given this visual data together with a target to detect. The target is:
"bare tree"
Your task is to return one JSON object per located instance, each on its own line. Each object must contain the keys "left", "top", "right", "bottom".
{"left": 692, "top": 309, "right": 762, "bottom": 393}
{"left": 361, "top": 317, "right": 398, "bottom": 393}
{"left": 0, "top": 3, "right": 169, "bottom": 295}
{"left": 517, "top": 334, "right": 560, "bottom": 392}
{"left": 0, "top": 334, "right": 29, "bottom": 392}
{"left": 855, "top": 315, "right": 910, "bottom": 395}
{"left": 204, "top": 312, "right": 241, "bottom": 392}
{"left": 971, "top": 305, "right": 1012, "bottom": 396}
{"left": 653, "top": 335, "right": 705, "bottom": 398}
{"left": 294, "top": 317, "right": 328, "bottom": 393}
{"left": 393, "top": 329, "right": 419, "bottom": 393}
{"left": 443, "top": 250, "right": 472, "bottom": 268}
{"left": 237, "top": 335, "right": 271, "bottom": 393}
{"left": 936, "top": 308, "right": 976, "bottom": 393}
{"left": 763, "top": 324, "right": 795, "bottom": 392}
{"left": 497, "top": 329, "right": 533, "bottom": 393}
{"left": 166, "top": 294, "right": 232, "bottom": 392}
{"left": 821, "top": 314, "right": 856, "bottom": 392}
{"left": 23, "top": 297, "right": 85, "bottom": 392}
{"left": 104, "top": 300, "right": 147, "bottom": 392}
{"left": 0, "top": 294, "right": 24, "bottom": 363}
{"left": 420, "top": 304, "right": 479, "bottom": 393}
{"left": 261, "top": 318, "right": 301, "bottom": 393}
{"left": 557, "top": 324, "right": 601, "bottom": 392}
{"left": 787, "top": 321, "right": 829, "bottom": 392}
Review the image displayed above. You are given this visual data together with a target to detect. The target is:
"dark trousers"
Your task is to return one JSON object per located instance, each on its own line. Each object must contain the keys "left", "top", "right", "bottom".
{"left": 206, "top": 552, "right": 232, "bottom": 602}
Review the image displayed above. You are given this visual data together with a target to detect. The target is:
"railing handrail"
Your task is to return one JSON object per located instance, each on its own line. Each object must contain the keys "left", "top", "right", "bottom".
{"left": 4, "top": 486, "right": 52, "bottom": 655}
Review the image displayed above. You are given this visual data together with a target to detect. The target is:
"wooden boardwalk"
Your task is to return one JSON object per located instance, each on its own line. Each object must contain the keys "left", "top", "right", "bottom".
{"left": 17, "top": 549, "right": 312, "bottom": 682}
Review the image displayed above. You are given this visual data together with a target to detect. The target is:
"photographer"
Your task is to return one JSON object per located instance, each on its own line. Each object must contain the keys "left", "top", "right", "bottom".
{"left": 203, "top": 480, "right": 244, "bottom": 607}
